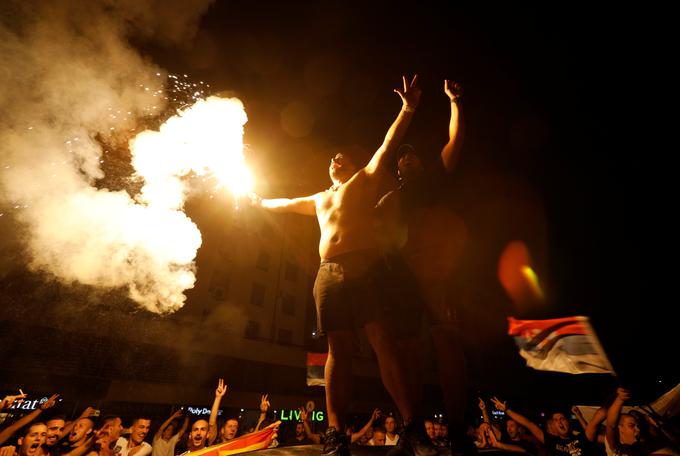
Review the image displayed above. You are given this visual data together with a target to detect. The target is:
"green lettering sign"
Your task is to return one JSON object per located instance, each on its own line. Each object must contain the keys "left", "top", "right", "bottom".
{"left": 277, "top": 409, "right": 325, "bottom": 422}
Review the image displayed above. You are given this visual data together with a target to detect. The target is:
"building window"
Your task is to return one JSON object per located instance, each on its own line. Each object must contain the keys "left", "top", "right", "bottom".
{"left": 284, "top": 261, "right": 298, "bottom": 282}
{"left": 281, "top": 293, "right": 296, "bottom": 316}
{"left": 278, "top": 328, "right": 292, "bottom": 345}
{"left": 245, "top": 321, "right": 260, "bottom": 339}
{"left": 256, "top": 250, "right": 270, "bottom": 271}
{"left": 209, "top": 269, "right": 229, "bottom": 301}
{"left": 250, "top": 283, "right": 266, "bottom": 306}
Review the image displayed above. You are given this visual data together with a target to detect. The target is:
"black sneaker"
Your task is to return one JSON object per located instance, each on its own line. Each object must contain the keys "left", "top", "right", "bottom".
{"left": 321, "top": 427, "right": 350, "bottom": 456}
{"left": 387, "top": 421, "right": 438, "bottom": 456}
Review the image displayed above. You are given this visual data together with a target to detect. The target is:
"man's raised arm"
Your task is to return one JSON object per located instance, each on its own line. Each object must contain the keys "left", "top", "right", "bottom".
{"left": 365, "top": 75, "right": 421, "bottom": 176}
{"left": 154, "top": 410, "right": 182, "bottom": 442}
{"left": 249, "top": 193, "right": 317, "bottom": 216}
{"left": 440, "top": 80, "right": 464, "bottom": 173}
{"left": 208, "top": 378, "right": 227, "bottom": 445}
{"left": 490, "top": 397, "right": 545, "bottom": 444}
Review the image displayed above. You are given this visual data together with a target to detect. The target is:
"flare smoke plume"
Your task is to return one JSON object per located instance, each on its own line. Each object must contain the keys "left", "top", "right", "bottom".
{"left": 0, "top": 0, "right": 221, "bottom": 313}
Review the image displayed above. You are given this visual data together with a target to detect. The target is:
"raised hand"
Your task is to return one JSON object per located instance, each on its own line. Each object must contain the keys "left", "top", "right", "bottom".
{"left": 370, "top": 408, "right": 382, "bottom": 422}
{"left": 80, "top": 406, "right": 97, "bottom": 418}
{"left": 616, "top": 387, "right": 631, "bottom": 402}
{"left": 298, "top": 407, "right": 308, "bottom": 422}
{"left": 215, "top": 379, "right": 227, "bottom": 398}
{"left": 1, "top": 390, "right": 26, "bottom": 410}
{"left": 490, "top": 397, "right": 506, "bottom": 412}
{"left": 0, "top": 446, "right": 17, "bottom": 456}
{"left": 444, "top": 80, "right": 462, "bottom": 102}
{"left": 487, "top": 427, "right": 500, "bottom": 447}
{"left": 97, "top": 432, "right": 112, "bottom": 456}
{"left": 394, "top": 75, "right": 421, "bottom": 110}
{"left": 260, "top": 394, "right": 270, "bottom": 414}
{"left": 478, "top": 398, "right": 486, "bottom": 410}
{"left": 40, "top": 394, "right": 59, "bottom": 410}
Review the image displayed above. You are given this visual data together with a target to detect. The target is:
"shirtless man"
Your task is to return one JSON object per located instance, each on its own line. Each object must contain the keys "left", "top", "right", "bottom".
{"left": 251, "top": 75, "right": 420, "bottom": 455}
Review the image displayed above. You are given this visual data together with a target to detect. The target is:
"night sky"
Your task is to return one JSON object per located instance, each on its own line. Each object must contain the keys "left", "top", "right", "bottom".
{"left": 1, "top": 1, "right": 670, "bottom": 409}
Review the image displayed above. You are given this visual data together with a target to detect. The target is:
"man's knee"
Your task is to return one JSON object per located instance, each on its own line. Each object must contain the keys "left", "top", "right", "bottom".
{"left": 364, "top": 321, "right": 396, "bottom": 352}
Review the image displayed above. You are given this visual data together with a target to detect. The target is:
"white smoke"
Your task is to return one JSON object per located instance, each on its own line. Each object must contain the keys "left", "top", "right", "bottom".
{"left": 0, "top": 0, "right": 218, "bottom": 314}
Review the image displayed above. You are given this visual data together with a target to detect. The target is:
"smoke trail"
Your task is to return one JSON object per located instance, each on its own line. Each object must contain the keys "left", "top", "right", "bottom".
{"left": 0, "top": 0, "right": 215, "bottom": 313}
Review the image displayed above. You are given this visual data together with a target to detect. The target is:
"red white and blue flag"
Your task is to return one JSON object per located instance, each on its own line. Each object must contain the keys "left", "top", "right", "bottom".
{"left": 307, "top": 352, "right": 328, "bottom": 386}
{"left": 507, "top": 315, "right": 615, "bottom": 375}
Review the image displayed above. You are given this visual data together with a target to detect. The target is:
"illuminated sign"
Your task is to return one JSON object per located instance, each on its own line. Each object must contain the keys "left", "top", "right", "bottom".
{"left": 6, "top": 397, "right": 62, "bottom": 411}
{"left": 184, "top": 407, "right": 223, "bottom": 416}
{"left": 278, "top": 409, "right": 324, "bottom": 422}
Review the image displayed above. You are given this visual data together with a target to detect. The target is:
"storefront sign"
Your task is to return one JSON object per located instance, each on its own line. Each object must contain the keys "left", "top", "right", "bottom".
{"left": 278, "top": 409, "right": 324, "bottom": 422}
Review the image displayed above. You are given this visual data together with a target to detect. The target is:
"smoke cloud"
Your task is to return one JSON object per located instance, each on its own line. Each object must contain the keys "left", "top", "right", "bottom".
{"left": 0, "top": 0, "right": 217, "bottom": 313}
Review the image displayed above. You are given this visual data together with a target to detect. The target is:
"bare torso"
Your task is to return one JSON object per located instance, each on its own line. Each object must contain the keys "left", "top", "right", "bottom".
{"left": 314, "top": 170, "right": 380, "bottom": 260}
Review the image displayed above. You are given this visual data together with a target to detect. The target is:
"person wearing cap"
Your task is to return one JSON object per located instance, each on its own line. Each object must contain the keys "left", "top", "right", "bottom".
{"left": 375, "top": 80, "right": 468, "bottom": 451}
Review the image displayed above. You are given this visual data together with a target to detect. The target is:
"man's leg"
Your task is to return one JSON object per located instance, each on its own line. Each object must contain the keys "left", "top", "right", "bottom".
{"left": 364, "top": 321, "right": 414, "bottom": 423}
{"left": 423, "top": 281, "right": 472, "bottom": 453}
{"left": 325, "top": 329, "right": 355, "bottom": 431}
{"left": 431, "top": 325, "right": 467, "bottom": 430}
{"left": 396, "top": 336, "right": 423, "bottom": 411}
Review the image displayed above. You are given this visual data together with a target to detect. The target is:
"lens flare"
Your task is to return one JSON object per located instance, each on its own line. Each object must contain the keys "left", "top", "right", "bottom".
{"left": 520, "top": 265, "right": 544, "bottom": 301}
{"left": 498, "top": 241, "right": 545, "bottom": 308}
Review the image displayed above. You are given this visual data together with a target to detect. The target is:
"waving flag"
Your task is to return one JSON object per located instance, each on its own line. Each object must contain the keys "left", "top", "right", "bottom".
{"left": 508, "top": 316, "right": 615, "bottom": 375}
{"left": 187, "top": 422, "right": 280, "bottom": 456}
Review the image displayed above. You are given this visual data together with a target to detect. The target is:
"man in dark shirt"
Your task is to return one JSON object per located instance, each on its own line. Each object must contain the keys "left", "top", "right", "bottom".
{"left": 376, "top": 80, "right": 467, "bottom": 448}
{"left": 285, "top": 423, "right": 315, "bottom": 446}
{"left": 491, "top": 397, "right": 599, "bottom": 456}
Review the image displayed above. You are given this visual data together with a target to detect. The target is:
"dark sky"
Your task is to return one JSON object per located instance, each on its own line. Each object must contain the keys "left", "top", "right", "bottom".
{"left": 134, "top": 1, "right": 670, "bottom": 402}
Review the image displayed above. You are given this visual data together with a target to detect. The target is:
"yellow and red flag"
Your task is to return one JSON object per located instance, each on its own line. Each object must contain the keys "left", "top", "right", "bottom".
{"left": 188, "top": 422, "right": 280, "bottom": 456}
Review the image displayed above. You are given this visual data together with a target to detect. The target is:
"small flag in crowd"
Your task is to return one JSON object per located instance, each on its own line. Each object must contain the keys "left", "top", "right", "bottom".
{"left": 307, "top": 352, "right": 328, "bottom": 386}
{"left": 507, "top": 315, "right": 615, "bottom": 375}
{"left": 187, "top": 422, "right": 280, "bottom": 456}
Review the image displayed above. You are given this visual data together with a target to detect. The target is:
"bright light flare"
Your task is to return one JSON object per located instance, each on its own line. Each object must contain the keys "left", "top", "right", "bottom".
{"left": 130, "top": 96, "right": 253, "bottom": 209}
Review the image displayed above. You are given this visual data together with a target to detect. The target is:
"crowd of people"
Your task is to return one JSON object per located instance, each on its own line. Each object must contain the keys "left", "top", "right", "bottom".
{"left": 1, "top": 381, "right": 677, "bottom": 456}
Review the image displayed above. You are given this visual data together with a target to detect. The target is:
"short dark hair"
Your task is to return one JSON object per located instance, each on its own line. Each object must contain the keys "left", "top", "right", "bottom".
{"left": 77, "top": 417, "right": 96, "bottom": 428}
{"left": 549, "top": 409, "right": 569, "bottom": 419}
{"left": 397, "top": 143, "right": 416, "bottom": 158}
{"left": 45, "top": 414, "right": 67, "bottom": 423}
{"left": 129, "top": 417, "right": 152, "bottom": 427}
{"left": 20, "top": 422, "right": 46, "bottom": 438}
{"left": 99, "top": 415, "right": 121, "bottom": 430}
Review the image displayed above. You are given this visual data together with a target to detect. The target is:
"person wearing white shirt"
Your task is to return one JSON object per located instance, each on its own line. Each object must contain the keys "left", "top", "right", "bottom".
{"left": 152, "top": 411, "right": 188, "bottom": 456}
